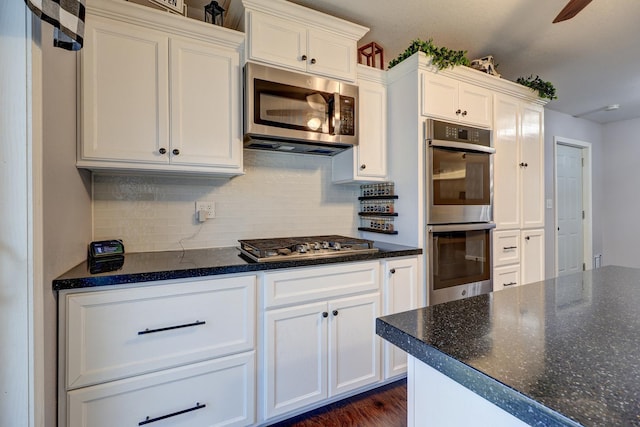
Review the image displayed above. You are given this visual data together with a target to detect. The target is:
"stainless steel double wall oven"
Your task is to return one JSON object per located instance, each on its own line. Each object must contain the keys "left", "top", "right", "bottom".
{"left": 425, "top": 119, "right": 495, "bottom": 305}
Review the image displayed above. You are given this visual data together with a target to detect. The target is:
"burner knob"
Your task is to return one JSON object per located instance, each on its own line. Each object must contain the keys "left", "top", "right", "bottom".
{"left": 277, "top": 248, "right": 291, "bottom": 256}
{"left": 322, "top": 241, "right": 330, "bottom": 249}
{"left": 312, "top": 242, "right": 321, "bottom": 250}
{"left": 334, "top": 242, "right": 341, "bottom": 250}
{"left": 297, "top": 244, "right": 308, "bottom": 253}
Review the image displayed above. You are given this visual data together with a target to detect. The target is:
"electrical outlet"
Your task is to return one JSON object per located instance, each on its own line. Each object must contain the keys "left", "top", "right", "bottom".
{"left": 195, "top": 201, "right": 215, "bottom": 219}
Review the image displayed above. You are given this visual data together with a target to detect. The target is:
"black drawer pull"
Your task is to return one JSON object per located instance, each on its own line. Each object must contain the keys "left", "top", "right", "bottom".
{"left": 503, "top": 246, "right": 517, "bottom": 250}
{"left": 504, "top": 282, "right": 517, "bottom": 287}
{"left": 139, "top": 402, "right": 206, "bottom": 425}
{"left": 138, "top": 320, "right": 206, "bottom": 335}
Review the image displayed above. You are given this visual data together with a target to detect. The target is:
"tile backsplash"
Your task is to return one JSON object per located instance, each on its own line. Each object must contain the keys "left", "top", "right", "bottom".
{"left": 93, "top": 150, "right": 360, "bottom": 252}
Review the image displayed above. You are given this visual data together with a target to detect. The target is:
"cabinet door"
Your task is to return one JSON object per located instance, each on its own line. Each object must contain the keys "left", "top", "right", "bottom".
{"left": 520, "top": 104, "right": 545, "bottom": 229}
{"left": 170, "top": 37, "right": 242, "bottom": 171}
{"left": 247, "top": 11, "right": 306, "bottom": 72}
{"left": 67, "top": 353, "right": 255, "bottom": 427}
{"left": 458, "top": 82, "right": 493, "bottom": 128}
{"left": 382, "top": 257, "right": 419, "bottom": 378}
{"left": 307, "top": 28, "right": 356, "bottom": 81}
{"left": 328, "top": 293, "right": 380, "bottom": 396}
{"left": 493, "top": 264, "right": 520, "bottom": 292}
{"left": 356, "top": 78, "right": 387, "bottom": 179}
{"left": 421, "top": 72, "right": 458, "bottom": 121}
{"left": 521, "top": 229, "right": 545, "bottom": 285}
{"left": 493, "top": 96, "right": 521, "bottom": 229}
{"left": 80, "top": 16, "right": 169, "bottom": 163}
{"left": 264, "top": 302, "right": 327, "bottom": 418}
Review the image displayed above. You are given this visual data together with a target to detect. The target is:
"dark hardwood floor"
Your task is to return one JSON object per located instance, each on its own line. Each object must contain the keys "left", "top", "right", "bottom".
{"left": 268, "top": 379, "right": 407, "bottom": 427}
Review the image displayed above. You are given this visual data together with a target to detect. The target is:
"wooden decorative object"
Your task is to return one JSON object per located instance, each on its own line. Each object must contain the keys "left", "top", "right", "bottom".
{"left": 358, "top": 42, "right": 384, "bottom": 70}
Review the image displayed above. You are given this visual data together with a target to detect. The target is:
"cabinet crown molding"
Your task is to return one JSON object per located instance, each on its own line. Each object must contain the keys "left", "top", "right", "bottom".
{"left": 387, "top": 52, "right": 548, "bottom": 106}
{"left": 242, "top": 0, "right": 369, "bottom": 41}
{"left": 86, "top": 0, "right": 245, "bottom": 49}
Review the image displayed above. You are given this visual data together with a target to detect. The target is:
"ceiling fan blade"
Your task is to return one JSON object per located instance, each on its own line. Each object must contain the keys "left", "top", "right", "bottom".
{"left": 553, "top": 0, "right": 593, "bottom": 23}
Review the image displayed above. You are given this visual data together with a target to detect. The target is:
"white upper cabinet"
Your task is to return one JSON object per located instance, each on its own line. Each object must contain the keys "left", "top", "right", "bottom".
{"left": 78, "top": 0, "right": 244, "bottom": 176}
{"left": 243, "top": 0, "right": 369, "bottom": 82}
{"left": 332, "top": 65, "right": 387, "bottom": 183}
{"left": 421, "top": 71, "right": 493, "bottom": 128}
{"left": 493, "top": 94, "right": 544, "bottom": 230}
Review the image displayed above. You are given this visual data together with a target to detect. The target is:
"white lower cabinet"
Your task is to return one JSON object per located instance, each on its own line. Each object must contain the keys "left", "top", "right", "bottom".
{"left": 261, "top": 262, "right": 381, "bottom": 420}
{"left": 67, "top": 353, "right": 255, "bottom": 427}
{"left": 59, "top": 275, "right": 257, "bottom": 427}
{"left": 522, "top": 229, "right": 545, "bottom": 285}
{"left": 381, "top": 257, "right": 419, "bottom": 378}
{"left": 493, "top": 229, "right": 545, "bottom": 290}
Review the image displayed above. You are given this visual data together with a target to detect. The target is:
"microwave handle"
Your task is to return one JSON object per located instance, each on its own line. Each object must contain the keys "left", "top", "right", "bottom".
{"left": 331, "top": 93, "right": 341, "bottom": 135}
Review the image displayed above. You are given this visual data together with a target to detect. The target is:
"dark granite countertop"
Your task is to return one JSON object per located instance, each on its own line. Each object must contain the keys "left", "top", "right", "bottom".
{"left": 53, "top": 242, "right": 421, "bottom": 291}
{"left": 377, "top": 266, "right": 640, "bottom": 427}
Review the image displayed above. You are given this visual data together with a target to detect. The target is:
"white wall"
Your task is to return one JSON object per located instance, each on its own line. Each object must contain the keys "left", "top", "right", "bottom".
{"left": 41, "top": 22, "right": 93, "bottom": 426}
{"left": 601, "top": 117, "right": 640, "bottom": 267}
{"left": 543, "top": 109, "right": 604, "bottom": 278}
{"left": 92, "top": 151, "right": 360, "bottom": 252}
{"left": 1, "top": 2, "right": 32, "bottom": 425}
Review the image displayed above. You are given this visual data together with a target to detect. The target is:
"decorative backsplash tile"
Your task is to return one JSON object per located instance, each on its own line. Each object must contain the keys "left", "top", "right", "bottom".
{"left": 93, "top": 151, "right": 359, "bottom": 252}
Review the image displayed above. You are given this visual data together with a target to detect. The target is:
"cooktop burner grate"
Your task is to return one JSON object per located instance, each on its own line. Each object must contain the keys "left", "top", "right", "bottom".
{"left": 238, "top": 235, "right": 378, "bottom": 262}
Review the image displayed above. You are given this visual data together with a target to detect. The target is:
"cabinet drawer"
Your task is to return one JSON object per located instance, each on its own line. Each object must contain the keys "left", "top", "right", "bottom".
{"left": 493, "top": 265, "right": 520, "bottom": 291}
{"left": 65, "top": 276, "right": 255, "bottom": 389}
{"left": 67, "top": 352, "right": 255, "bottom": 427}
{"left": 263, "top": 261, "right": 379, "bottom": 308}
{"left": 493, "top": 230, "right": 520, "bottom": 266}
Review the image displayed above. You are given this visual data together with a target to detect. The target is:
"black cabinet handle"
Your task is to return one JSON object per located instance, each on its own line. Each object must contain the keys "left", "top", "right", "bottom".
{"left": 360, "top": 164, "right": 366, "bottom": 170}
{"left": 301, "top": 54, "right": 307, "bottom": 61}
{"left": 159, "top": 148, "right": 167, "bottom": 154}
{"left": 310, "top": 58, "right": 317, "bottom": 64}
{"left": 525, "top": 236, "right": 531, "bottom": 241}
{"left": 461, "top": 110, "right": 468, "bottom": 117}
{"left": 504, "top": 282, "right": 517, "bottom": 287}
{"left": 455, "top": 109, "right": 462, "bottom": 115}
{"left": 519, "top": 162, "right": 529, "bottom": 167}
{"left": 139, "top": 402, "right": 206, "bottom": 425}
{"left": 138, "top": 320, "right": 206, "bottom": 335}
{"left": 390, "top": 268, "right": 396, "bottom": 274}
{"left": 322, "top": 312, "right": 328, "bottom": 318}
{"left": 503, "top": 246, "right": 517, "bottom": 250}
{"left": 172, "top": 148, "right": 180, "bottom": 155}
{"left": 332, "top": 310, "right": 339, "bottom": 316}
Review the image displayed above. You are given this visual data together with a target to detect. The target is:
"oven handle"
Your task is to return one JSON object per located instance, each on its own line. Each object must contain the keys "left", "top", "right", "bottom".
{"left": 428, "top": 222, "right": 496, "bottom": 233}
{"left": 428, "top": 139, "right": 496, "bottom": 154}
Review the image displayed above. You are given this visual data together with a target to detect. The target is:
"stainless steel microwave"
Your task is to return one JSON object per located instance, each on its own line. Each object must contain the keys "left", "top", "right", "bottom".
{"left": 243, "top": 62, "right": 358, "bottom": 156}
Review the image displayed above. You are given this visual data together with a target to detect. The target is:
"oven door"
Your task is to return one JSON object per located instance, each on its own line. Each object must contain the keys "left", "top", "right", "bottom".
{"left": 428, "top": 222, "right": 495, "bottom": 305}
{"left": 428, "top": 142, "right": 494, "bottom": 224}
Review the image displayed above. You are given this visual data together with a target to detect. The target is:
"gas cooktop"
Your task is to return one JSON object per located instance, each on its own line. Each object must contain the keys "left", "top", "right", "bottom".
{"left": 238, "top": 235, "right": 378, "bottom": 262}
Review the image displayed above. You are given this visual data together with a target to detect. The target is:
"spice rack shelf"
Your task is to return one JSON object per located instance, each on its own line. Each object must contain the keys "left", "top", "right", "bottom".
{"left": 357, "top": 183, "right": 398, "bottom": 235}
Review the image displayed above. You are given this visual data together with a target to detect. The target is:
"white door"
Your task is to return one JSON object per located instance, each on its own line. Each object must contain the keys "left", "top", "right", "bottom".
{"left": 328, "top": 293, "right": 380, "bottom": 397}
{"left": 170, "top": 37, "right": 241, "bottom": 169}
{"left": 264, "top": 302, "right": 327, "bottom": 418}
{"left": 520, "top": 105, "right": 545, "bottom": 229}
{"left": 81, "top": 16, "right": 170, "bottom": 163}
{"left": 382, "top": 258, "right": 418, "bottom": 378}
{"left": 521, "top": 229, "right": 545, "bottom": 285}
{"left": 557, "top": 144, "right": 584, "bottom": 275}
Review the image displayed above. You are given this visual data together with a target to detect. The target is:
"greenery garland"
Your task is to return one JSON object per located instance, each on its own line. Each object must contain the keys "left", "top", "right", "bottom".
{"left": 516, "top": 75, "right": 558, "bottom": 100}
{"left": 388, "top": 38, "right": 470, "bottom": 70}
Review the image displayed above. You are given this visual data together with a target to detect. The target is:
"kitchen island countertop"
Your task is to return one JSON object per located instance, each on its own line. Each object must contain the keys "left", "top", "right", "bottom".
{"left": 377, "top": 266, "right": 640, "bottom": 426}
{"left": 53, "top": 242, "right": 421, "bottom": 290}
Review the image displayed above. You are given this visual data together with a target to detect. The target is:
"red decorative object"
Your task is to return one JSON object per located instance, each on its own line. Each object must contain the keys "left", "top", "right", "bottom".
{"left": 358, "top": 42, "right": 384, "bottom": 70}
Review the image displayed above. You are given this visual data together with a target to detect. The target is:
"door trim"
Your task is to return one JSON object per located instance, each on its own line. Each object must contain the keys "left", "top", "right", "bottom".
{"left": 553, "top": 137, "right": 593, "bottom": 275}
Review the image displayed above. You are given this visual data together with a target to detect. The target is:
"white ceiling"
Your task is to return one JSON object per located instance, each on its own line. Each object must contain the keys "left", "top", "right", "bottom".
{"left": 170, "top": 0, "right": 640, "bottom": 123}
